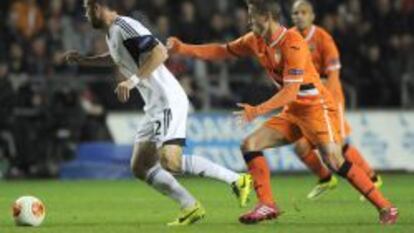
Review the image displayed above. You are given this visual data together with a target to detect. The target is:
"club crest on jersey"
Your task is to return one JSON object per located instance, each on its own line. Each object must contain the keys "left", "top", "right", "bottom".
{"left": 274, "top": 48, "right": 282, "bottom": 63}
{"left": 308, "top": 43, "right": 316, "bottom": 52}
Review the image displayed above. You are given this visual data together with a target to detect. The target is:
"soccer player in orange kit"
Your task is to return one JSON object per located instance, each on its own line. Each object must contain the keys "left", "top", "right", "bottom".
{"left": 168, "top": 0, "right": 398, "bottom": 225}
{"left": 290, "top": 0, "right": 383, "bottom": 201}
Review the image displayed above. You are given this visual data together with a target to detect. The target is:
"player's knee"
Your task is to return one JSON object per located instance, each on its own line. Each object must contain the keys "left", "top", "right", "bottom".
{"left": 241, "top": 136, "right": 259, "bottom": 152}
{"left": 294, "top": 139, "right": 312, "bottom": 159}
{"left": 318, "top": 143, "right": 344, "bottom": 172}
{"left": 159, "top": 152, "right": 182, "bottom": 174}
{"left": 335, "top": 160, "right": 353, "bottom": 178}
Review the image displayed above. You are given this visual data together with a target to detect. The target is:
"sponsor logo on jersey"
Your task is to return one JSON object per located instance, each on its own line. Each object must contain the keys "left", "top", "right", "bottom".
{"left": 288, "top": 69, "right": 304, "bottom": 76}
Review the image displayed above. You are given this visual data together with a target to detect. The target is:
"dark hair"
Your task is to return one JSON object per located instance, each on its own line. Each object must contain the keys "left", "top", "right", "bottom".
{"left": 87, "top": 0, "right": 117, "bottom": 9}
{"left": 245, "top": 0, "right": 281, "bottom": 20}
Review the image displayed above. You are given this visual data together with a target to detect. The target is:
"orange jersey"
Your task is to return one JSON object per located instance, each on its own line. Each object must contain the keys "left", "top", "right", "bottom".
{"left": 226, "top": 27, "right": 327, "bottom": 106}
{"left": 293, "top": 25, "right": 341, "bottom": 77}
{"left": 293, "top": 25, "right": 351, "bottom": 138}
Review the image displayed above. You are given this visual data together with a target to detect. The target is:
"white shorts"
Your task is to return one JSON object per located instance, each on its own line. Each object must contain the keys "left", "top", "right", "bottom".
{"left": 135, "top": 105, "right": 188, "bottom": 148}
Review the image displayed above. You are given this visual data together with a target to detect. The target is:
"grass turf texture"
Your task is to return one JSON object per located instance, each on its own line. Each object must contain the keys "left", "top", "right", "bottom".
{"left": 0, "top": 174, "right": 413, "bottom": 233}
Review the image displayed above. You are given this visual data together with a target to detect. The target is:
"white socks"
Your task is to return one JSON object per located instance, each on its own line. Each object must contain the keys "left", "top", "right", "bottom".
{"left": 145, "top": 163, "right": 196, "bottom": 209}
{"left": 182, "top": 155, "right": 240, "bottom": 184}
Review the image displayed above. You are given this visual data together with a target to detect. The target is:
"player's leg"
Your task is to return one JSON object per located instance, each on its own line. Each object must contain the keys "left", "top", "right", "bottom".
{"left": 338, "top": 106, "right": 383, "bottom": 200}
{"left": 130, "top": 141, "right": 199, "bottom": 214}
{"left": 159, "top": 105, "right": 252, "bottom": 206}
{"left": 159, "top": 143, "right": 252, "bottom": 207}
{"left": 342, "top": 143, "right": 383, "bottom": 201}
{"left": 294, "top": 138, "right": 331, "bottom": 181}
{"left": 309, "top": 103, "right": 398, "bottom": 224}
{"left": 181, "top": 151, "right": 253, "bottom": 207}
{"left": 294, "top": 138, "right": 337, "bottom": 200}
{"left": 131, "top": 115, "right": 203, "bottom": 226}
{"left": 317, "top": 142, "right": 397, "bottom": 224}
{"left": 241, "top": 125, "right": 290, "bottom": 206}
{"left": 239, "top": 116, "right": 298, "bottom": 224}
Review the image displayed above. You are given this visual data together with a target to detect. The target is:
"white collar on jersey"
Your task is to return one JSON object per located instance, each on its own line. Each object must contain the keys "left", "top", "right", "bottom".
{"left": 269, "top": 27, "right": 288, "bottom": 48}
{"left": 305, "top": 25, "right": 316, "bottom": 42}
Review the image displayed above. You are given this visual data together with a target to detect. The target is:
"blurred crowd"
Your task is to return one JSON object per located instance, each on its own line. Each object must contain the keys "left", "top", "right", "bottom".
{"left": 0, "top": 0, "right": 413, "bottom": 177}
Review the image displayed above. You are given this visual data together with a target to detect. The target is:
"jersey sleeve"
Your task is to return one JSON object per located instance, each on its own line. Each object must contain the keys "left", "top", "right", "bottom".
{"left": 225, "top": 33, "right": 255, "bottom": 58}
{"left": 114, "top": 18, "right": 159, "bottom": 66}
{"left": 320, "top": 32, "right": 341, "bottom": 72}
{"left": 282, "top": 35, "right": 307, "bottom": 84}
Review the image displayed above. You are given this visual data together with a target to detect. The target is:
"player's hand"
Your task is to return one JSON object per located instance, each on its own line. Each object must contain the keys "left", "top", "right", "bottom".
{"left": 114, "top": 81, "right": 132, "bottom": 103}
{"left": 166, "top": 37, "right": 182, "bottom": 54}
{"left": 63, "top": 50, "right": 84, "bottom": 65}
{"left": 233, "top": 103, "right": 259, "bottom": 126}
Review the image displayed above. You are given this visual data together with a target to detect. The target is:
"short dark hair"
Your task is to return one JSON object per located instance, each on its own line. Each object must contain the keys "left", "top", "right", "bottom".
{"left": 245, "top": 0, "right": 281, "bottom": 20}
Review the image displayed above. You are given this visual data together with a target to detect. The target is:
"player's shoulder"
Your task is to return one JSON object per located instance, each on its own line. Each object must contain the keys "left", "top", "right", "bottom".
{"left": 240, "top": 32, "right": 257, "bottom": 43}
{"left": 314, "top": 25, "right": 334, "bottom": 41}
{"left": 284, "top": 28, "right": 306, "bottom": 45}
{"left": 113, "top": 16, "right": 151, "bottom": 37}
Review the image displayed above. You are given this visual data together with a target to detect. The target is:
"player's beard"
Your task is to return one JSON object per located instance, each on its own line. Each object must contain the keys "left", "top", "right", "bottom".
{"left": 90, "top": 16, "right": 105, "bottom": 29}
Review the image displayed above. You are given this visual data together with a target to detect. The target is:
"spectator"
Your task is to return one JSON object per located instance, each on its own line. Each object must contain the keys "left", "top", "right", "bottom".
{"left": 0, "top": 61, "right": 16, "bottom": 129}
{"left": 27, "top": 36, "right": 52, "bottom": 77}
{"left": 173, "top": 1, "right": 202, "bottom": 43}
{"left": 9, "top": 0, "right": 45, "bottom": 40}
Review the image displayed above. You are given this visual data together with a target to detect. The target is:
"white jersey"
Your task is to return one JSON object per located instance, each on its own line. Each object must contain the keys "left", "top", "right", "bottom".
{"left": 106, "top": 16, "right": 189, "bottom": 115}
{"left": 106, "top": 16, "right": 189, "bottom": 147}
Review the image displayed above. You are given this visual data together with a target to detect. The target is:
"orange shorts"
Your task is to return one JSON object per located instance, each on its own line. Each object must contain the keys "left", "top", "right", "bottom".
{"left": 265, "top": 100, "right": 342, "bottom": 146}
{"left": 327, "top": 80, "right": 352, "bottom": 139}
{"left": 337, "top": 102, "right": 352, "bottom": 139}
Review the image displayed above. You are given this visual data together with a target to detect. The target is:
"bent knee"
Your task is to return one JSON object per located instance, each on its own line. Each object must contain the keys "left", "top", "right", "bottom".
{"left": 160, "top": 153, "right": 182, "bottom": 173}
{"left": 318, "top": 143, "right": 344, "bottom": 171}
{"left": 294, "top": 139, "right": 312, "bottom": 158}
{"left": 241, "top": 137, "right": 260, "bottom": 152}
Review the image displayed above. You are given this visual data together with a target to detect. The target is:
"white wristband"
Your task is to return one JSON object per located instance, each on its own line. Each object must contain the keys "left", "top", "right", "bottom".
{"left": 129, "top": 74, "right": 140, "bottom": 86}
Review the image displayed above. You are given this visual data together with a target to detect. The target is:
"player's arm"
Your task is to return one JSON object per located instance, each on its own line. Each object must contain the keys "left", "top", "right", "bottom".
{"left": 235, "top": 38, "right": 305, "bottom": 122}
{"left": 167, "top": 35, "right": 252, "bottom": 61}
{"left": 321, "top": 33, "right": 342, "bottom": 99}
{"left": 236, "top": 83, "right": 300, "bottom": 122}
{"left": 115, "top": 34, "right": 165, "bottom": 102}
{"left": 63, "top": 51, "right": 114, "bottom": 66}
{"left": 136, "top": 43, "right": 168, "bottom": 78}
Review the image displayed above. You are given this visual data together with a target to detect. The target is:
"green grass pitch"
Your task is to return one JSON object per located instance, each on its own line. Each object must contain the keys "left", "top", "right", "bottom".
{"left": 0, "top": 174, "right": 413, "bottom": 233}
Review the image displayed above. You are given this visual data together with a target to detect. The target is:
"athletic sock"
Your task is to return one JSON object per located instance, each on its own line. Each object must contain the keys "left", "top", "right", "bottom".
{"left": 182, "top": 155, "right": 240, "bottom": 184}
{"left": 299, "top": 149, "right": 332, "bottom": 182}
{"left": 337, "top": 161, "right": 391, "bottom": 210}
{"left": 343, "top": 144, "right": 376, "bottom": 178}
{"left": 243, "top": 151, "right": 274, "bottom": 205}
{"left": 145, "top": 163, "right": 196, "bottom": 209}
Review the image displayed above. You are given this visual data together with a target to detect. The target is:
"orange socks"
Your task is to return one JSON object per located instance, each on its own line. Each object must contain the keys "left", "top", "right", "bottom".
{"left": 243, "top": 152, "right": 274, "bottom": 205}
{"left": 338, "top": 161, "right": 391, "bottom": 210}
{"left": 343, "top": 144, "right": 376, "bottom": 179}
{"left": 299, "top": 150, "right": 332, "bottom": 182}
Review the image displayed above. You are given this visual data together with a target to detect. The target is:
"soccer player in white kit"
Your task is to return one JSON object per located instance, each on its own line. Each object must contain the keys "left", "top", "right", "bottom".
{"left": 63, "top": 0, "right": 253, "bottom": 226}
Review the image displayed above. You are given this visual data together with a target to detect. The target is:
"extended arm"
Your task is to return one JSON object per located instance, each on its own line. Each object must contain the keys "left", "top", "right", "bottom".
{"left": 167, "top": 35, "right": 253, "bottom": 61}
{"left": 168, "top": 37, "right": 234, "bottom": 61}
{"left": 64, "top": 51, "right": 114, "bottom": 66}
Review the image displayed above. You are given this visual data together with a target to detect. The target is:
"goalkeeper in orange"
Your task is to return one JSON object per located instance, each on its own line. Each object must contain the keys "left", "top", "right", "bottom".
{"left": 168, "top": 0, "right": 398, "bottom": 225}
{"left": 290, "top": 0, "right": 383, "bottom": 201}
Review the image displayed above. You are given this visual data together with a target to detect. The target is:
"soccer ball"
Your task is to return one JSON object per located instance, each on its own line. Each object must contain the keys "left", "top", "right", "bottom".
{"left": 12, "top": 196, "right": 46, "bottom": 227}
